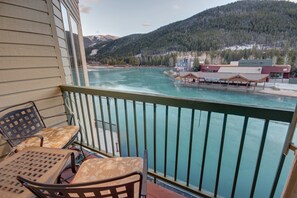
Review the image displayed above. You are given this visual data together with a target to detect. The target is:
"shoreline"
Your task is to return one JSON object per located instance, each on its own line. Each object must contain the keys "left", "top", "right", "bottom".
{"left": 87, "top": 65, "right": 297, "bottom": 98}
{"left": 87, "top": 64, "right": 171, "bottom": 69}
{"left": 258, "top": 89, "right": 297, "bottom": 98}
{"left": 176, "top": 81, "right": 297, "bottom": 98}
{"left": 164, "top": 71, "right": 297, "bottom": 98}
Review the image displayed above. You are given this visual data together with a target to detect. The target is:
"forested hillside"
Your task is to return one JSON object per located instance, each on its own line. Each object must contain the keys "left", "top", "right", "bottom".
{"left": 85, "top": 0, "right": 297, "bottom": 72}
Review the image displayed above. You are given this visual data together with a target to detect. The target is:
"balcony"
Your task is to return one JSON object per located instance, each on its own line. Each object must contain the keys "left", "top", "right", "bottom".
{"left": 60, "top": 85, "right": 296, "bottom": 198}
{"left": 2, "top": 0, "right": 296, "bottom": 197}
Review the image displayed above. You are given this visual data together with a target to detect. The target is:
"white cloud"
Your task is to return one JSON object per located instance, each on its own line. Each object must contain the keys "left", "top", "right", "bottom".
{"left": 80, "top": 5, "right": 92, "bottom": 13}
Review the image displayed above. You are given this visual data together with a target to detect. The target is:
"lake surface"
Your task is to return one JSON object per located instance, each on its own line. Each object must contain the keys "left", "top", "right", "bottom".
{"left": 87, "top": 67, "right": 296, "bottom": 198}
{"left": 88, "top": 67, "right": 295, "bottom": 110}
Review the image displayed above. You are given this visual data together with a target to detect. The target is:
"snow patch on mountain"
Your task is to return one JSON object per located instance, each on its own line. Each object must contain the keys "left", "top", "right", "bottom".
{"left": 90, "top": 49, "right": 98, "bottom": 56}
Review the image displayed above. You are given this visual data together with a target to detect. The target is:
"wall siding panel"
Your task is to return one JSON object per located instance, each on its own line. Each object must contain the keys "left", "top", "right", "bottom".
{"left": 40, "top": 105, "right": 66, "bottom": 118}
{"left": 0, "top": 77, "right": 62, "bottom": 96}
{"left": 60, "top": 47, "right": 68, "bottom": 57}
{"left": 0, "top": 68, "right": 61, "bottom": 83}
{"left": 54, "top": 16, "right": 63, "bottom": 29}
{"left": 53, "top": 5, "right": 62, "bottom": 19}
{"left": 45, "top": 118, "right": 68, "bottom": 128}
{"left": 0, "top": 0, "right": 77, "bottom": 158}
{"left": 56, "top": 27, "right": 65, "bottom": 39}
{"left": 51, "top": 121, "right": 69, "bottom": 128}
{"left": 0, "top": 44, "right": 56, "bottom": 57}
{"left": 0, "top": 16, "right": 51, "bottom": 35}
{"left": 0, "top": 30, "right": 54, "bottom": 46}
{"left": 0, "top": 87, "right": 62, "bottom": 109}
{"left": 58, "top": 38, "right": 67, "bottom": 48}
{"left": 52, "top": 0, "right": 61, "bottom": 10}
{"left": 0, "top": 0, "right": 48, "bottom": 12}
{"left": 0, "top": 2, "right": 50, "bottom": 23}
{"left": 0, "top": 57, "right": 58, "bottom": 69}
{"left": 35, "top": 96, "right": 64, "bottom": 111}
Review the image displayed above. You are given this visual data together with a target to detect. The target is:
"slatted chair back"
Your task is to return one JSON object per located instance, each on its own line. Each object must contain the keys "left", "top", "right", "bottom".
{"left": 18, "top": 172, "right": 143, "bottom": 198}
{"left": 0, "top": 101, "right": 45, "bottom": 147}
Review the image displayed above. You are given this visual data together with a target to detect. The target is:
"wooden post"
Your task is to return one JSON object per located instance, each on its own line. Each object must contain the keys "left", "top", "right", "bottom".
{"left": 282, "top": 151, "right": 297, "bottom": 198}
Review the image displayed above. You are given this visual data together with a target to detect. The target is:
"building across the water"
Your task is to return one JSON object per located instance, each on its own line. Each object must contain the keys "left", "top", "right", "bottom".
{"left": 200, "top": 59, "right": 291, "bottom": 79}
{"left": 175, "top": 55, "right": 194, "bottom": 70}
{"left": 179, "top": 72, "right": 269, "bottom": 91}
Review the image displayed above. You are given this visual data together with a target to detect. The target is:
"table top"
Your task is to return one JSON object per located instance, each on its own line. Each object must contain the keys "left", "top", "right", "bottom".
{"left": 0, "top": 147, "right": 76, "bottom": 198}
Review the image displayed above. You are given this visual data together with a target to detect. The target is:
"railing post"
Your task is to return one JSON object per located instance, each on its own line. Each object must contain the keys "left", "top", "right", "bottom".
{"left": 271, "top": 105, "right": 297, "bottom": 197}
{"left": 60, "top": 85, "right": 296, "bottom": 198}
{"left": 281, "top": 105, "right": 297, "bottom": 198}
{"left": 282, "top": 151, "right": 297, "bottom": 198}
{"left": 282, "top": 104, "right": 297, "bottom": 155}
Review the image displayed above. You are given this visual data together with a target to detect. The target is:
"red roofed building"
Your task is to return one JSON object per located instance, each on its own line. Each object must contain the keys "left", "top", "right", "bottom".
{"left": 200, "top": 59, "right": 291, "bottom": 79}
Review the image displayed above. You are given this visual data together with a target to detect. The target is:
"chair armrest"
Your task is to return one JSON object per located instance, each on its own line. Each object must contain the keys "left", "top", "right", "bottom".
{"left": 141, "top": 149, "right": 148, "bottom": 197}
{"left": 42, "top": 113, "right": 74, "bottom": 125}
{"left": 4, "top": 135, "right": 44, "bottom": 147}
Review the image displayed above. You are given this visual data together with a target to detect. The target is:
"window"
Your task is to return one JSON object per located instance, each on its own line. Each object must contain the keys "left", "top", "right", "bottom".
{"left": 61, "top": 3, "right": 85, "bottom": 86}
{"left": 70, "top": 16, "right": 85, "bottom": 85}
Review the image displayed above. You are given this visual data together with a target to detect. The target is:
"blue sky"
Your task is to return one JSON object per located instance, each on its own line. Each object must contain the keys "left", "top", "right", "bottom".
{"left": 79, "top": 0, "right": 297, "bottom": 37}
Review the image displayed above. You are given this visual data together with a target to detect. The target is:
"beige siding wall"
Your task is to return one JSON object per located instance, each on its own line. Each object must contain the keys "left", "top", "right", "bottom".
{"left": 0, "top": 0, "right": 71, "bottom": 158}
{"left": 63, "top": 0, "right": 80, "bottom": 21}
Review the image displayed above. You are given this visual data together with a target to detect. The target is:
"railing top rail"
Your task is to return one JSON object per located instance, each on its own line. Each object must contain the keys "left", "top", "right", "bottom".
{"left": 61, "top": 85, "right": 294, "bottom": 123}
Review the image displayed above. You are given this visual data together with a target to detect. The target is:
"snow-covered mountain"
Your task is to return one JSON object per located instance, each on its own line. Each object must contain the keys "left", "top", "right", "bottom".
{"left": 83, "top": 35, "right": 119, "bottom": 47}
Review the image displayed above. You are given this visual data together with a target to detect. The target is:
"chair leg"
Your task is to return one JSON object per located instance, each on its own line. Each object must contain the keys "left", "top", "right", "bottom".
{"left": 74, "top": 129, "right": 86, "bottom": 164}
{"left": 57, "top": 175, "right": 62, "bottom": 184}
{"left": 141, "top": 150, "right": 148, "bottom": 198}
{"left": 71, "top": 152, "right": 77, "bottom": 173}
{"left": 79, "top": 129, "right": 86, "bottom": 158}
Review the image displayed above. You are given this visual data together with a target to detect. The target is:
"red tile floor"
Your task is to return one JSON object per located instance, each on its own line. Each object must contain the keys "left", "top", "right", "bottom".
{"left": 61, "top": 150, "right": 185, "bottom": 198}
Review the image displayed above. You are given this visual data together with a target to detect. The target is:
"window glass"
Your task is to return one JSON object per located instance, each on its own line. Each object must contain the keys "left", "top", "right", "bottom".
{"left": 70, "top": 16, "right": 85, "bottom": 86}
{"left": 61, "top": 3, "right": 78, "bottom": 85}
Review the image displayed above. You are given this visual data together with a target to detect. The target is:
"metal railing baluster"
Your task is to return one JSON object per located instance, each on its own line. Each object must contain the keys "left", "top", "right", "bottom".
{"left": 85, "top": 94, "right": 95, "bottom": 148}
{"left": 164, "top": 106, "right": 169, "bottom": 178}
{"left": 133, "top": 101, "right": 139, "bottom": 157}
{"left": 66, "top": 91, "right": 76, "bottom": 125}
{"left": 92, "top": 95, "right": 101, "bottom": 151}
{"left": 214, "top": 114, "right": 228, "bottom": 196}
{"left": 270, "top": 154, "right": 286, "bottom": 197}
{"left": 73, "top": 92, "right": 82, "bottom": 143}
{"left": 250, "top": 120, "right": 269, "bottom": 197}
{"left": 174, "top": 107, "right": 181, "bottom": 181}
{"left": 114, "top": 98, "right": 122, "bottom": 156}
{"left": 153, "top": 103, "right": 157, "bottom": 183}
{"left": 199, "top": 111, "right": 211, "bottom": 191}
{"left": 186, "top": 109, "right": 195, "bottom": 186}
{"left": 124, "top": 99, "right": 130, "bottom": 156}
{"left": 79, "top": 93, "right": 89, "bottom": 146}
{"left": 231, "top": 116, "right": 249, "bottom": 198}
{"left": 60, "top": 86, "right": 295, "bottom": 198}
{"left": 143, "top": 102, "right": 147, "bottom": 150}
{"left": 106, "top": 97, "right": 115, "bottom": 156}
{"left": 99, "top": 96, "right": 108, "bottom": 153}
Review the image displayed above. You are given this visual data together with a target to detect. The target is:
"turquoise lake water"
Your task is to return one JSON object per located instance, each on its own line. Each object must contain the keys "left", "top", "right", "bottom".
{"left": 87, "top": 67, "right": 296, "bottom": 198}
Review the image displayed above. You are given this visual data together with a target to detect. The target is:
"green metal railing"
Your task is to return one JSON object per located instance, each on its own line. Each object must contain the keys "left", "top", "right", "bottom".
{"left": 61, "top": 85, "right": 296, "bottom": 198}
